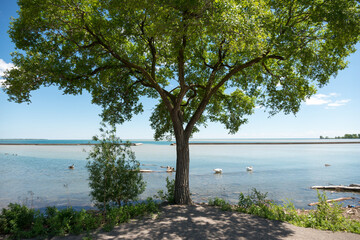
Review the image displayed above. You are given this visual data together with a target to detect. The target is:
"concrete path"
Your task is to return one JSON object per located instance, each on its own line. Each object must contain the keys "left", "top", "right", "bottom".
{"left": 54, "top": 204, "right": 360, "bottom": 240}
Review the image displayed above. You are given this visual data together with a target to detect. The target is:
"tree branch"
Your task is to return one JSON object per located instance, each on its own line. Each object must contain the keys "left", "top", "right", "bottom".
{"left": 82, "top": 22, "right": 174, "bottom": 112}
{"left": 137, "top": 16, "right": 157, "bottom": 80}
{"left": 174, "top": 30, "right": 189, "bottom": 112}
{"left": 181, "top": 87, "right": 197, "bottom": 107}
{"left": 184, "top": 55, "right": 266, "bottom": 138}
{"left": 60, "top": 64, "right": 125, "bottom": 82}
{"left": 149, "top": 37, "right": 157, "bottom": 80}
{"left": 204, "top": 39, "right": 227, "bottom": 95}
{"left": 267, "top": 55, "right": 285, "bottom": 60}
{"left": 262, "top": 62, "right": 282, "bottom": 80}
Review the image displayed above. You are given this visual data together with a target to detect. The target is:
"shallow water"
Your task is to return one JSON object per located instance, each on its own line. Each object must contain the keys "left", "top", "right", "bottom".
{"left": 0, "top": 140, "right": 359, "bottom": 209}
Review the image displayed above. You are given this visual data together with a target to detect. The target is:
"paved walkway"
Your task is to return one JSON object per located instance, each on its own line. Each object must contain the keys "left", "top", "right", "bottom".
{"left": 54, "top": 204, "right": 359, "bottom": 240}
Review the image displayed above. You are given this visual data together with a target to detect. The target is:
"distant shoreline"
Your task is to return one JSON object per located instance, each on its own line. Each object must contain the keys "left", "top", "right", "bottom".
{"left": 1, "top": 142, "right": 360, "bottom": 146}
{"left": 189, "top": 142, "right": 360, "bottom": 145}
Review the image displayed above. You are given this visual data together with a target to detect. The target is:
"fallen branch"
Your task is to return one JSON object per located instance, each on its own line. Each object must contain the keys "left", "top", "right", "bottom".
{"left": 308, "top": 197, "right": 354, "bottom": 206}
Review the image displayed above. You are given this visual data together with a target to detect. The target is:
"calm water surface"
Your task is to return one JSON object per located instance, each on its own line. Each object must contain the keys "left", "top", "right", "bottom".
{"left": 0, "top": 140, "right": 359, "bottom": 209}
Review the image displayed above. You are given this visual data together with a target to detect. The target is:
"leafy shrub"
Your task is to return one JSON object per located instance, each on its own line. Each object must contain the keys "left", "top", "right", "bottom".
{"left": 238, "top": 188, "right": 268, "bottom": 209}
{"left": 104, "top": 198, "right": 159, "bottom": 231}
{"left": 0, "top": 199, "right": 159, "bottom": 239}
{"left": 236, "top": 189, "right": 360, "bottom": 234}
{"left": 0, "top": 203, "right": 42, "bottom": 239}
{"left": 155, "top": 177, "right": 175, "bottom": 204}
{"left": 220, "top": 203, "right": 233, "bottom": 211}
{"left": 87, "top": 125, "right": 146, "bottom": 210}
{"left": 42, "top": 207, "right": 101, "bottom": 237}
{"left": 300, "top": 191, "right": 360, "bottom": 232}
{"left": 208, "top": 197, "right": 227, "bottom": 207}
{"left": 208, "top": 197, "right": 232, "bottom": 211}
{"left": 208, "top": 189, "right": 360, "bottom": 234}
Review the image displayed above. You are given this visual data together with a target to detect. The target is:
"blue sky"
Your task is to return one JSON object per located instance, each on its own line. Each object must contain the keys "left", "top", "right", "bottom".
{"left": 0, "top": 2, "right": 359, "bottom": 140}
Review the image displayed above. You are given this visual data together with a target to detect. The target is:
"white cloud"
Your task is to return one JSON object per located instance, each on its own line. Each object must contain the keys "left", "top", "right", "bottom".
{"left": 305, "top": 94, "right": 331, "bottom": 105}
{"left": 0, "top": 59, "right": 14, "bottom": 77}
{"left": 305, "top": 93, "right": 350, "bottom": 108}
{"left": 0, "top": 59, "right": 14, "bottom": 88}
{"left": 327, "top": 99, "right": 351, "bottom": 107}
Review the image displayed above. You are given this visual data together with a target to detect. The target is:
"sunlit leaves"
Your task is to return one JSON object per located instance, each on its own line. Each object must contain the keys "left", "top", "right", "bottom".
{"left": 207, "top": 89, "right": 256, "bottom": 134}
{"left": 87, "top": 125, "right": 146, "bottom": 208}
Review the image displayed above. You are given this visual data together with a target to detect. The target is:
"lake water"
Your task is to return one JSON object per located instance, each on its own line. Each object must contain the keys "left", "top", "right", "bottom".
{"left": 0, "top": 139, "right": 359, "bottom": 210}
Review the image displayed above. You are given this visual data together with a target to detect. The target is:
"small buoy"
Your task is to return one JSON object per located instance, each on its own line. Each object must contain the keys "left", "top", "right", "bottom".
{"left": 68, "top": 164, "right": 75, "bottom": 169}
{"left": 246, "top": 166, "right": 253, "bottom": 171}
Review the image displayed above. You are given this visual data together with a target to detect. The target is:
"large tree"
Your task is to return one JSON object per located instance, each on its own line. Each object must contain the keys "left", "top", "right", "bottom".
{"left": 4, "top": 0, "right": 360, "bottom": 204}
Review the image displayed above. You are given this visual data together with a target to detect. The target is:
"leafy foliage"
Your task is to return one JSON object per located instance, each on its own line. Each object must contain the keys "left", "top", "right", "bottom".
{"left": 238, "top": 188, "right": 268, "bottom": 209}
{"left": 0, "top": 200, "right": 159, "bottom": 239}
{"left": 87, "top": 125, "right": 146, "bottom": 210}
{"left": 103, "top": 197, "right": 159, "bottom": 231}
{"left": 208, "top": 197, "right": 233, "bottom": 211}
{"left": 0, "top": 203, "right": 41, "bottom": 239}
{"left": 155, "top": 177, "right": 175, "bottom": 204}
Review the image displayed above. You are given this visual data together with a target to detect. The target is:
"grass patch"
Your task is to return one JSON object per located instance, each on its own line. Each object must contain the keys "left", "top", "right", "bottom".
{"left": 208, "top": 189, "right": 360, "bottom": 234}
{"left": 0, "top": 198, "right": 159, "bottom": 239}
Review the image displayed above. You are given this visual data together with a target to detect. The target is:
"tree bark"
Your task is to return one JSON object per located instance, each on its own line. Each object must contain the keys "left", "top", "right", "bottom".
{"left": 172, "top": 114, "right": 193, "bottom": 205}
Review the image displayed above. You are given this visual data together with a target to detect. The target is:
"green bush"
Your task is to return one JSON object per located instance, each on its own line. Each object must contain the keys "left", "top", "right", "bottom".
{"left": 87, "top": 125, "right": 146, "bottom": 210}
{"left": 43, "top": 207, "right": 101, "bottom": 237}
{"left": 0, "top": 199, "right": 159, "bottom": 239}
{"left": 208, "top": 197, "right": 227, "bottom": 207}
{"left": 0, "top": 203, "right": 42, "bottom": 239}
{"left": 208, "top": 189, "right": 360, "bottom": 234}
{"left": 104, "top": 198, "right": 159, "bottom": 231}
{"left": 208, "top": 197, "right": 232, "bottom": 211}
{"left": 155, "top": 177, "right": 175, "bottom": 204}
{"left": 238, "top": 188, "right": 268, "bottom": 209}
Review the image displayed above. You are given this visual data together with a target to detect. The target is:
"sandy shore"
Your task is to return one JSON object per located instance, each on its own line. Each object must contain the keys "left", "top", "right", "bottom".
{"left": 48, "top": 204, "right": 359, "bottom": 240}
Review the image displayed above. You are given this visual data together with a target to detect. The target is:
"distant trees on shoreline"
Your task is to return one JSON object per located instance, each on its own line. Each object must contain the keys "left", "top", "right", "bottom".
{"left": 320, "top": 134, "right": 360, "bottom": 139}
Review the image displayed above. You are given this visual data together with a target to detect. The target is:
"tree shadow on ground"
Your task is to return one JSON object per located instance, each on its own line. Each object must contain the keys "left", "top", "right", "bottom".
{"left": 93, "top": 204, "right": 294, "bottom": 240}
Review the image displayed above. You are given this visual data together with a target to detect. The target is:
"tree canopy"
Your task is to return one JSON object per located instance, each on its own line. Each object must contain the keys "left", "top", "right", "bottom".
{"left": 4, "top": 0, "right": 360, "bottom": 204}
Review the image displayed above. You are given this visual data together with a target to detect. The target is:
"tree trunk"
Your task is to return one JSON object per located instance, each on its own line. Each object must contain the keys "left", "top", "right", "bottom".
{"left": 173, "top": 119, "right": 193, "bottom": 205}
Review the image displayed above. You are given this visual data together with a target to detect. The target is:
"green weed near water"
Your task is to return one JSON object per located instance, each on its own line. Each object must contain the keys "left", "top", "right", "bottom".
{"left": 208, "top": 197, "right": 233, "bottom": 211}
{"left": 208, "top": 189, "right": 360, "bottom": 234}
{"left": 154, "top": 177, "right": 176, "bottom": 204}
{"left": 0, "top": 198, "right": 159, "bottom": 239}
